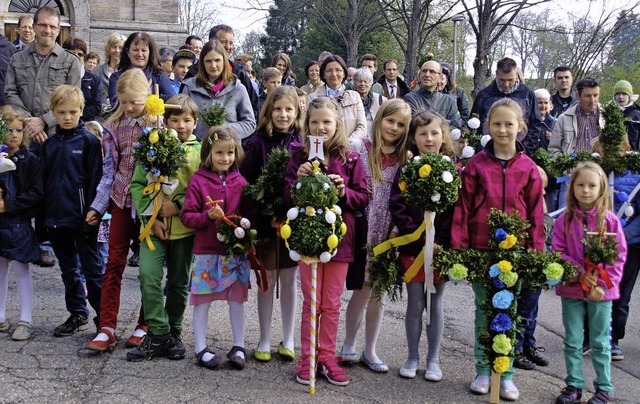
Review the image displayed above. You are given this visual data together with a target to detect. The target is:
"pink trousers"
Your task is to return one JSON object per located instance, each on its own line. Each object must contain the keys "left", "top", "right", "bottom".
{"left": 298, "top": 261, "right": 348, "bottom": 363}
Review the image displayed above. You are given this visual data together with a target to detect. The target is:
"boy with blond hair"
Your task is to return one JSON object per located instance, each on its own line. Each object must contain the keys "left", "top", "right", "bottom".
{"left": 40, "top": 84, "right": 103, "bottom": 337}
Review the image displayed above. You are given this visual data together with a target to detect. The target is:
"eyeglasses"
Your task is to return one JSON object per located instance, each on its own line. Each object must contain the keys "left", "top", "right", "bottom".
{"left": 70, "top": 51, "right": 85, "bottom": 58}
{"left": 355, "top": 79, "right": 371, "bottom": 85}
{"left": 35, "top": 23, "right": 60, "bottom": 31}
{"left": 9, "top": 128, "right": 24, "bottom": 133}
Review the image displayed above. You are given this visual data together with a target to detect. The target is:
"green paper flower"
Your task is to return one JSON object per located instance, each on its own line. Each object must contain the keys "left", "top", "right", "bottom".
{"left": 449, "top": 263, "right": 468, "bottom": 281}
{"left": 543, "top": 262, "right": 564, "bottom": 281}
{"left": 492, "top": 334, "right": 512, "bottom": 355}
{"left": 499, "top": 270, "right": 518, "bottom": 288}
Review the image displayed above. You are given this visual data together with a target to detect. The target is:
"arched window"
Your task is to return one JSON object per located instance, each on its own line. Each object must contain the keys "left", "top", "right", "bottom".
{"left": 9, "top": 0, "right": 63, "bottom": 14}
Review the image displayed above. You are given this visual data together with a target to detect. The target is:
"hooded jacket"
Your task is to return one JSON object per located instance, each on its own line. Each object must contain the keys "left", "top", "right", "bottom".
{"left": 131, "top": 134, "right": 201, "bottom": 240}
{"left": 0, "top": 145, "right": 43, "bottom": 220}
{"left": 450, "top": 139, "right": 544, "bottom": 251}
{"left": 40, "top": 121, "right": 103, "bottom": 231}
{"left": 552, "top": 207, "right": 626, "bottom": 301}
{"left": 181, "top": 167, "right": 252, "bottom": 254}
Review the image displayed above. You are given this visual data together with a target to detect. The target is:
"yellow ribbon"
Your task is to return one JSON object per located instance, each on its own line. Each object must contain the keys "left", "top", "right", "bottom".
{"left": 138, "top": 175, "right": 165, "bottom": 251}
{"left": 373, "top": 220, "right": 427, "bottom": 283}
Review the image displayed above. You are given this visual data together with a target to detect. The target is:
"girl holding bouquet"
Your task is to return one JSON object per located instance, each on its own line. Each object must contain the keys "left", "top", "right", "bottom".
{"left": 389, "top": 111, "right": 456, "bottom": 381}
{"left": 450, "top": 98, "right": 544, "bottom": 401}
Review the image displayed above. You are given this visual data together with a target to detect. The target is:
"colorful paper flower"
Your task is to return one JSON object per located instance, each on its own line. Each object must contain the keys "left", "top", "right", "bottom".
{"left": 489, "top": 264, "right": 501, "bottom": 278}
{"left": 449, "top": 264, "right": 468, "bottom": 283}
{"left": 491, "top": 313, "right": 512, "bottom": 332}
{"left": 547, "top": 279, "right": 561, "bottom": 287}
{"left": 492, "top": 334, "right": 513, "bottom": 355}
{"left": 543, "top": 262, "right": 564, "bottom": 281}
{"left": 498, "top": 271, "right": 518, "bottom": 288}
{"left": 493, "top": 356, "right": 510, "bottom": 374}
{"left": 493, "top": 277, "right": 506, "bottom": 289}
{"left": 492, "top": 290, "right": 515, "bottom": 310}
{"left": 497, "top": 260, "right": 513, "bottom": 273}
{"left": 499, "top": 234, "right": 517, "bottom": 249}
{"left": 419, "top": 164, "right": 432, "bottom": 178}
{"left": 145, "top": 94, "right": 165, "bottom": 116}
{"left": 495, "top": 228, "right": 507, "bottom": 242}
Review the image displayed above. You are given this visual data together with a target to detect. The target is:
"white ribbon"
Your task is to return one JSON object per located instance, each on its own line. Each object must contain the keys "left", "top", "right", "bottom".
{"left": 140, "top": 172, "right": 180, "bottom": 216}
{"left": 423, "top": 211, "right": 436, "bottom": 325}
{"left": 0, "top": 153, "right": 16, "bottom": 173}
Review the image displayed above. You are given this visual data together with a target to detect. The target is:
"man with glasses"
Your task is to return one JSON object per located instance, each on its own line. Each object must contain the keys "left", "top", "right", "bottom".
{"left": 404, "top": 60, "right": 462, "bottom": 128}
{"left": 4, "top": 6, "right": 82, "bottom": 268}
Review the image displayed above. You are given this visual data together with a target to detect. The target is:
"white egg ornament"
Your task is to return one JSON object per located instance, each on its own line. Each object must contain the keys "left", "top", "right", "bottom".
{"left": 467, "top": 117, "right": 481, "bottom": 129}
{"left": 462, "top": 146, "right": 475, "bottom": 158}
{"left": 323, "top": 183, "right": 330, "bottom": 190}
{"left": 289, "top": 250, "right": 301, "bottom": 261}
{"left": 240, "top": 218, "right": 251, "bottom": 229}
{"left": 287, "top": 207, "right": 299, "bottom": 220}
{"left": 325, "top": 210, "right": 336, "bottom": 224}
{"left": 216, "top": 233, "right": 226, "bottom": 242}
{"left": 234, "top": 227, "right": 246, "bottom": 239}
{"left": 450, "top": 128, "right": 461, "bottom": 141}
{"left": 442, "top": 171, "right": 454, "bottom": 184}
{"left": 320, "top": 252, "right": 332, "bottom": 263}
{"left": 625, "top": 205, "right": 635, "bottom": 217}
{"left": 333, "top": 205, "right": 342, "bottom": 215}
{"left": 431, "top": 193, "right": 441, "bottom": 202}
{"left": 591, "top": 152, "right": 600, "bottom": 157}
{"left": 481, "top": 135, "right": 491, "bottom": 147}
{"left": 442, "top": 155, "right": 451, "bottom": 162}
{"left": 414, "top": 156, "right": 421, "bottom": 163}
{"left": 296, "top": 182, "right": 302, "bottom": 189}
{"left": 167, "top": 128, "right": 178, "bottom": 138}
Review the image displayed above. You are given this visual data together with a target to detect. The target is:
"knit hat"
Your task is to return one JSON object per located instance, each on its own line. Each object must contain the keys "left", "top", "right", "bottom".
{"left": 614, "top": 80, "right": 633, "bottom": 97}
{"left": 172, "top": 49, "right": 196, "bottom": 66}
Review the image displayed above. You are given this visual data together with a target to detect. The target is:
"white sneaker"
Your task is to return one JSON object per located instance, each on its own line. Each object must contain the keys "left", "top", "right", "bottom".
{"left": 500, "top": 380, "right": 520, "bottom": 401}
{"left": 399, "top": 360, "right": 418, "bottom": 379}
{"left": 470, "top": 375, "right": 490, "bottom": 395}
{"left": 424, "top": 362, "right": 442, "bottom": 382}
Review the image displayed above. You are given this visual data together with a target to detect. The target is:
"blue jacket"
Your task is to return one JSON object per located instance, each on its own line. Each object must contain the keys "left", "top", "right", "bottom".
{"left": 81, "top": 70, "right": 103, "bottom": 122}
{"left": 0, "top": 145, "right": 43, "bottom": 220}
{"left": 471, "top": 80, "right": 546, "bottom": 156}
{"left": 108, "top": 67, "right": 174, "bottom": 105}
{"left": 621, "top": 103, "right": 640, "bottom": 151}
{"left": 614, "top": 171, "right": 640, "bottom": 244}
{"left": 40, "top": 121, "right": 103, "bottom": 232}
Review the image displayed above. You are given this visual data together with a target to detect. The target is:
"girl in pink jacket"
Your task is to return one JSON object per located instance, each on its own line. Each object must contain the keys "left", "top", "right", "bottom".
{"left": 552, "top": 161, "right": 626, "bottom": 404}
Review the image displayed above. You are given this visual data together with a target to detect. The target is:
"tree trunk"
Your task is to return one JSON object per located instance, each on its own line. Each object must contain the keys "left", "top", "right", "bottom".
{"left": 472, "top": 39, "right": 491, "bottom": 98}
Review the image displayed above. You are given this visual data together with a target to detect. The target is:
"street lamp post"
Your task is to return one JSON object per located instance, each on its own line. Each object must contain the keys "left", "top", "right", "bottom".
{"left": 451, "top": 14, "right": 465, "bottom": 83}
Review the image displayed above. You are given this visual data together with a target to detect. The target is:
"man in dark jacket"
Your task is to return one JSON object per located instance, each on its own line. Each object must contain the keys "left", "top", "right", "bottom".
{"left": 404, "top": 60, "right": 462, "bottom": 128}
{"left": 471, "top": 57, "right": 545, "bottom": 155}
{"left": 184, "top": 24, "right": 259, "bottom": 119}
{"left": 377, "top": 59, "right": 411, "bottom": 99}
{"left": 0, "top": 34, "right": 15, "bottom": 106}
{"left": 550, "top": 66, "right": 576, "bottom": 118}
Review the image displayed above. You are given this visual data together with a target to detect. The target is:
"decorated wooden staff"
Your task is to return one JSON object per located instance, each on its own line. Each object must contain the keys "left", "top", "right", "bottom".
{"left": 133, "top": 85, "right": 184, "bottom": 251}
{"left": 281, "top": 136, "right": 345, "bottom": 394}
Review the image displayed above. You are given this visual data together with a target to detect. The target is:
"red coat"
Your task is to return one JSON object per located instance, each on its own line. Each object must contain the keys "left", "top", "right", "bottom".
{"left": 450, "top": 140, "right": 544, "bottom": 251}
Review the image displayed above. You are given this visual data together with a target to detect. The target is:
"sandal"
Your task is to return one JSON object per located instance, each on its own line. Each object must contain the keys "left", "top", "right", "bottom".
{"left": 227, "top": 346, "right": 246, "bottom": 369}
{"left": 11, "top": 321, "right": 33, "bottom": 341}
{"left": 196, "top": 347, "right": 222, "bottom": 370}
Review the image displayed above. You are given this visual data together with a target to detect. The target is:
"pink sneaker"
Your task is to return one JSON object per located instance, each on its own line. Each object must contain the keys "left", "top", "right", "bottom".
{"left": 296, "top": 364, "right": 310, "bottom": 385}
{"left": 318, "top": 358, "right": 349, "bottom": 386}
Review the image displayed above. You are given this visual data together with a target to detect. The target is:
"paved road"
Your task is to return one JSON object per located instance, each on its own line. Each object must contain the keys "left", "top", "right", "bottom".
{"left": 0, "top": 262, "right": 638, "bottom": 403}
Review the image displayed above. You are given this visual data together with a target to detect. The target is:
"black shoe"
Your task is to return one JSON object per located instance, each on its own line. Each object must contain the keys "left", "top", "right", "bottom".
{"left": 525, "top": 345, "right": 549, "bottom": 366}
{"left": 513, "top": 351, "right": 536, "bottom": 370}
{"left": 128, "top": 252, "right": 139, "bottom": 267}
{"left": 36, "top": 250, "right": 57, "bottom": 267}
{"left": 227, "top": 346, "right": 246, "bottom": 369}
{"left": 556, "top": 385, "right": 582, "bottom": 404}
{"left": 610, "top": 343, "right": 624, "bottom": 361}
{"left": 126, "top": 333, "right": 172, "bottom": 361}
{"left": 53, "top": 313, "right": 88, "bottom": 337}
{"left": 166, "top": 332, "right": 186, "bottom": 360}
{"left": 588, "top": 389, "right": 611, "bottom": 404}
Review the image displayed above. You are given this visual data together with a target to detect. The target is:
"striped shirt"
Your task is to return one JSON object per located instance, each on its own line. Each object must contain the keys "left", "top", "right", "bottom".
{"left": 574, "top": 105, "right": 600, "bottom": 152}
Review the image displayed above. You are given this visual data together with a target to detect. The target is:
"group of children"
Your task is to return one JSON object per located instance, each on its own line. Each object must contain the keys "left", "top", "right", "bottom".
{"left": 0, "top": 66, "right": 627, "bottom": 404}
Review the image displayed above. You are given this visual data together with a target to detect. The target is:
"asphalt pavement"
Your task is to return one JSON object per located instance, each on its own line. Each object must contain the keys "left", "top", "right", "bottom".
{"left": 0, "top": 261, "right": 638, "bottom": 403}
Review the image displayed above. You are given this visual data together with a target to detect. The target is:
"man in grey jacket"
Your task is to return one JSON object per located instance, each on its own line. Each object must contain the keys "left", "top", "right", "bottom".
{"left": 4, "top": 6, "right": 82, "bottom": 144}
{"left": 404, "top": 60, "right": 462, "bottom": 128}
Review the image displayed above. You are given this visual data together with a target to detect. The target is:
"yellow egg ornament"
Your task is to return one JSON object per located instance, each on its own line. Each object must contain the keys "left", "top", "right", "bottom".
{"left": 327, "top": 234, "right": 339, "bottom": 250}
{"left": 340, "top": 222, "right": 347, "bottom": 235}
{"left": 280, "top": 224, "right": 292, "bottom": 240}
{"left": 419, "top": 164, "right": 432, "bottom": 178}
{"left": 399, "top": 181, "right": 407, "bottom": 192}
{"left": 149, "top": 131, "right": 159, "bottom": 144}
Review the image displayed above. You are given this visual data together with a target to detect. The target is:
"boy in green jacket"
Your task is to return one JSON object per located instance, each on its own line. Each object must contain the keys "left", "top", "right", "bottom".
{"left": 127, "top": 94, "right": 202, "bottom": 361}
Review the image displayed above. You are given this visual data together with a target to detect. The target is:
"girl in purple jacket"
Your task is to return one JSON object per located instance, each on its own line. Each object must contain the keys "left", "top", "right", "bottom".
{"left": 389, "top": 111, "right": 456, "bottom": 381}
{"left": 181, "top": 127, "right": 252, "bottom": 370}
{"left": 451, "top": 99, "right": 544, "bottom": 401}
{"left": 552, "top": 162, "right": 626, "bottom": 404}
{"left": 284, "top": 97, "right": 369, "bottom": 387}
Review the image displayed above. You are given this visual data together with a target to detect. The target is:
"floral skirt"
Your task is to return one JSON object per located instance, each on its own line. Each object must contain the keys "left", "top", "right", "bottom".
{"left": 189, "top": 253, "right": 250, "bottom": 304}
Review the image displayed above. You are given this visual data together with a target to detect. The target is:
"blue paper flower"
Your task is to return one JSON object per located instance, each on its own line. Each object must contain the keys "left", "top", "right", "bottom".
{"left": 141, "top": 163, "right": 149, "bottom": 171}
{"left": 495, "top": 228, "right": 507, "bottom": 242}
{"left": 490, "top": 313, "right": 512, "bottom": 332}
{"left": 621, "top": 219, "right": 627, "bottom": 227}
{"left": 151, "top": 168, "right": 161, "bottom": 177}
{"left": 142, "top": 127, "right": 152, "bottom": 136}
{"left": 492, "top": 290, "right": 515, "bottom": 310}
{"left": 546, "top": 279, "right": 561, "bottom": 287}
{"left": 570, "top": 152, "right": 577, "bottom": 157}
{"left": 0, "top": 144, "right": 8, "bottom": 153}
{"left": 489, "top": 264, "right": 501, "bottom": 278}
{"left": 493, "top": 277, "right": 506, "bottom": 289}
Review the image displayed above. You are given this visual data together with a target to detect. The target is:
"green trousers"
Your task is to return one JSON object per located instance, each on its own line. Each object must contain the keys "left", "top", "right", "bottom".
{"left": 561, "top": 297, "right": 613, "bottom": 392}
{"left": 472, "top": 282, "right": 515, "bottom": 380}
{"left": 138, "top": 235, "right": 194, "bottom": 335}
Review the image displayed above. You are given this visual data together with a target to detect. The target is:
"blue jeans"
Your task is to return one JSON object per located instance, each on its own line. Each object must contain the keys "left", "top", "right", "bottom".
{"left": 612, "top": 243, "right": 640, "bottom": 342}
{"left": 515, "top": 287, "right": 542, "bottom": 351}
{"left": 48, "top": 227, "right": 103, "bottom": 322}
{"left": 97, "top": 242, "right": 108, "bottom": 274}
